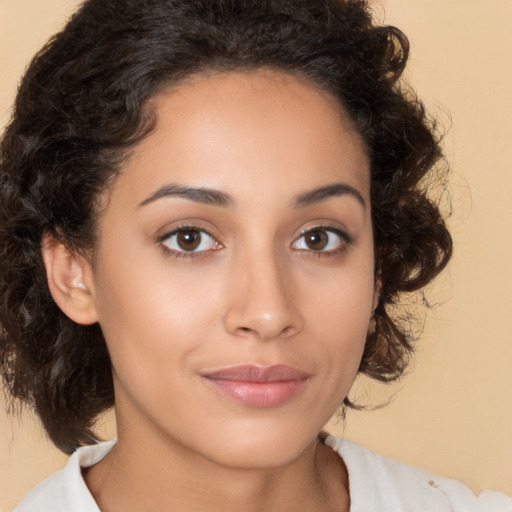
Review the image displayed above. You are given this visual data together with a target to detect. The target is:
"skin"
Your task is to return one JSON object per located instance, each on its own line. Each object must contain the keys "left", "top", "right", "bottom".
{"left": 44, "top": 69, "right": 378, "bottom": 511}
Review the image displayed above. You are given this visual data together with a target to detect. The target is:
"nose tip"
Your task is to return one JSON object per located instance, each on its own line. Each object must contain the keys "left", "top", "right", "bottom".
{"left": 223, "top": 264, "right": 303, "bottom": 341}
{"left": 231, "top": 312, "right": 300, "bottom": 341}
{"left": 226, "top": 308, "right": 302, "bottom": 341}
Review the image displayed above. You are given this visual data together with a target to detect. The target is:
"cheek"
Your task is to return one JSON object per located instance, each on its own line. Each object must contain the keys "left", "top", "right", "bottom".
{"left": 318, "top": 294, "right": 371, "bottom": 372}
{"left": 92, "top": 244, "right": 224, "bottom": 384}
{"left": 302, "top": 256, "right": 375, "bottom": 379}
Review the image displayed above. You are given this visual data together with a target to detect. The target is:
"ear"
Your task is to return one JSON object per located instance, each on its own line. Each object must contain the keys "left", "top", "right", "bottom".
{"left": 41, "top": 233, "right": 99, "bottom": 325}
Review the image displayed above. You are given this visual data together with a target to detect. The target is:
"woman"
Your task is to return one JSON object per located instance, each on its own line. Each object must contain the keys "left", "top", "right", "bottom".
{"left": 0, "top": 0, "right": 510, "bottom": 510}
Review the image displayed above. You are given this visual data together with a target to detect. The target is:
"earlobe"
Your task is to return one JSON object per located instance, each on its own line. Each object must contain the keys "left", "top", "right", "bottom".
{"left": 41, "top": 233, "right": 99, "bottom": 325}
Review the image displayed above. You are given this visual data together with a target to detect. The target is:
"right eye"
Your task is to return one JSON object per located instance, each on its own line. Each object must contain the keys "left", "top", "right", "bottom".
{"left": 159, "top": 227, "right": 222, "bottom": 255}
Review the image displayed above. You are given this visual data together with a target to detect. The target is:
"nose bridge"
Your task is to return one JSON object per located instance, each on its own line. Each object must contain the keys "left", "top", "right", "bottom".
{"left": 223, "top": 241, "right": 302, "bottom": 340}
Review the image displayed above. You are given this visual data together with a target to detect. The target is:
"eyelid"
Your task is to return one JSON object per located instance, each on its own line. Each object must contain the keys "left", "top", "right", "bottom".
{"left": 155, "top": 219, "right": 222, "bottom": 244}
{"left": 156, "top": 223, "right": 223, "bottom": 257}
{"left": 291, "top": 224, "right": 353, "bottom": 253}
{"left": 155, "top": 221, "right": 353, "bottom": 259}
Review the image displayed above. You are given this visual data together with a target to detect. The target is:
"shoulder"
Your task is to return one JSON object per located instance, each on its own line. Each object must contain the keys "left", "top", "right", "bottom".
{"left": 14, "top": 440, "right": 115, "bottom": 512}
{"left": 325, "top": 436, "right": 512, "bottom": 512}
{"left": 14, "top": 469, "right": 68, "bottom": 512}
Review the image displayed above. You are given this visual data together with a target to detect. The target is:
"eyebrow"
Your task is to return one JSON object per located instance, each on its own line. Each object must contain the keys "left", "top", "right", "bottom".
{"left": 138, "top": 182, "right": 366, "bottom": 209}
{"left": 138, "top": 183, "right": 234, "bottom": 208}
{"left": 294, "top": 183, "right": 366, "bottom": 209}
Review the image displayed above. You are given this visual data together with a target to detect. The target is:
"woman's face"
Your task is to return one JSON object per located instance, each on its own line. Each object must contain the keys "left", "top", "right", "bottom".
{"left": 86, "top": 70, "right": 378, "bottom": 467}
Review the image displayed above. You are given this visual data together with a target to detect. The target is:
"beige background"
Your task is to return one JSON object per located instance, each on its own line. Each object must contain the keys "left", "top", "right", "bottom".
{"left": 1, "top": 0, "right": 511, "bottom": 509}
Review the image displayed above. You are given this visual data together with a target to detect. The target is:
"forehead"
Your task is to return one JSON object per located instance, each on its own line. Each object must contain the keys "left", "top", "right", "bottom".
{"left": 110, "top": 69, "right": 370, "bottom": 208}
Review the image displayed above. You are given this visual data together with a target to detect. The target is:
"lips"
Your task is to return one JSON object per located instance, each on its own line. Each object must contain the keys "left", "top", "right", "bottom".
{"left": 202, "top": 364, "right": 310, "bottom": 407}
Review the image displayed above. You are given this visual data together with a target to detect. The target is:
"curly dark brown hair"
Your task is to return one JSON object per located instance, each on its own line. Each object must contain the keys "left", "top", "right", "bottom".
{"left": 0, "top": 0, "right": 452, "bottom": 454}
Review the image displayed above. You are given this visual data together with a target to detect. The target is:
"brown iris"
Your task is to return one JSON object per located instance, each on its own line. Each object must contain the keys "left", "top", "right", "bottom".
{"left": 304, "top": 229, "right": 328, "bottom": 250}
{"left": 176, "top": 229, "right": 201, "bottom": 251}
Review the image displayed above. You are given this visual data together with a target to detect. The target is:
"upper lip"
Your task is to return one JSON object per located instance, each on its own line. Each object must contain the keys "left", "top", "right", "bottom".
{"left": 202, "top": 364, "right": 310, "bottom": 382}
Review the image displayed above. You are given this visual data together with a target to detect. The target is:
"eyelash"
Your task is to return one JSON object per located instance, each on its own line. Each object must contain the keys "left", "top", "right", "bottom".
{"left": 157, "top": 224, "right": 222, "bottom": 259}
{"left": 293, "top": 225, "right": 352, "bottom": 257}
{"left": 157, "top": 224, "right": 352, "bottom": 260}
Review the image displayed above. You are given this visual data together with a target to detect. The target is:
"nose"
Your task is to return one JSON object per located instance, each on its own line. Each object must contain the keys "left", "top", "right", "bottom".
{"left": 223, "top": 250, "right": 303, "bottom": 341}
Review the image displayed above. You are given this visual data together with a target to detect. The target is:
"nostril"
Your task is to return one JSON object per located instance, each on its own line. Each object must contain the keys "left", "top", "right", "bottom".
{"left": 281, "top": 325, "right": 295, "bottom": 337}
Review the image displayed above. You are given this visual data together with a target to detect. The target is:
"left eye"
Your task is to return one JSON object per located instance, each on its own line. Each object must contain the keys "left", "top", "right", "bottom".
{"left": 160, "top": 228, "right": 220, "bottom": 253}
{"left": 292, "top": 228, "right": 347, "bottom": 252}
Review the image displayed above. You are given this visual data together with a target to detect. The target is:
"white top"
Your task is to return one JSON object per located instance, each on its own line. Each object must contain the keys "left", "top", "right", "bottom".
{"left": 15, "top": 437, "right": 512, "bottom": 512}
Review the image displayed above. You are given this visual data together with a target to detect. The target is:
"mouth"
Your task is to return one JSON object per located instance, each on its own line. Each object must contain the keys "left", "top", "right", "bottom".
{"left": 201, "top": 364, "right": 310, "bottom": 407}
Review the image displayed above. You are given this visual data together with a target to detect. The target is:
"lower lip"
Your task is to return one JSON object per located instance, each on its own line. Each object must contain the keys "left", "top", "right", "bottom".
{"left": 204, "top": 378, "right": 308, "bottom": 407}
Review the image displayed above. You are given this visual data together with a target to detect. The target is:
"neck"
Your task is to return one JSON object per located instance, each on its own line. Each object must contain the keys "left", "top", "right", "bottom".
{"left": 84, "top": 420, "right": 349, "bottom": 512}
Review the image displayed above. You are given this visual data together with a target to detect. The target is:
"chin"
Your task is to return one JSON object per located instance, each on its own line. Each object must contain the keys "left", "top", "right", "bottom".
{"left": 189, "top": 419, "right": 319, "bottom": 470}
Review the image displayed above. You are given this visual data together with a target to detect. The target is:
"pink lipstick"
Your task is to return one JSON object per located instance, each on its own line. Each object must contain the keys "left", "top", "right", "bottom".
{"left": 202, "top": 364, "right": 310, "bottom": 407}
